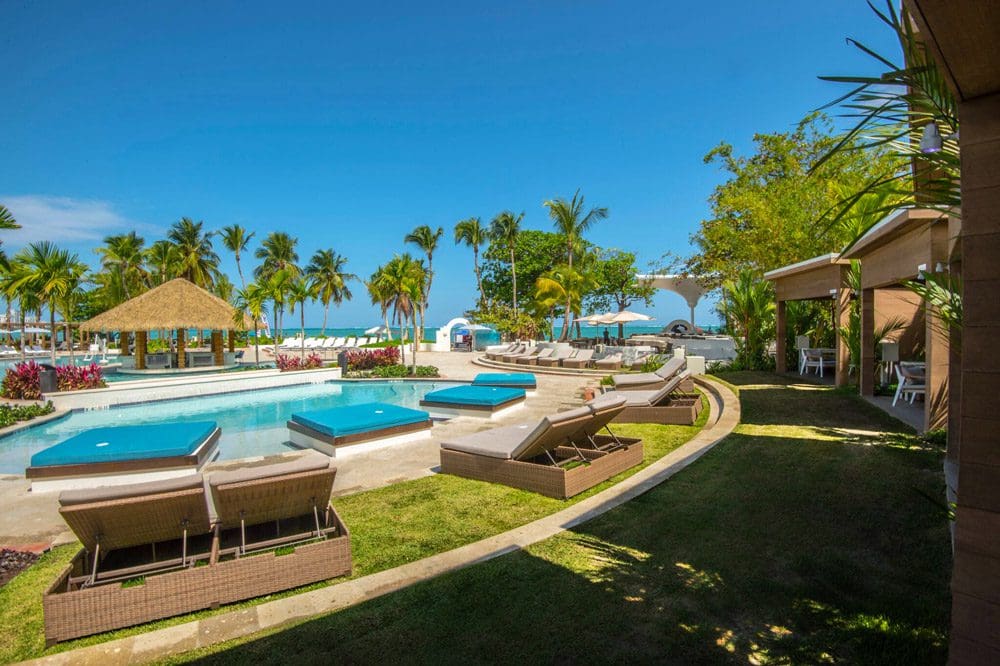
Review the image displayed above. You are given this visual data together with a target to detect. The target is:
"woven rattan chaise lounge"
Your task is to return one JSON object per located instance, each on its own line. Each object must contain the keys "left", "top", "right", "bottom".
{"left": 594, "top": 353, "right": 624, "bottom": 371}
{"left": 43, "top": 455, "right": 351, "bottom": 644}
{"left": 609, "top": 356, "right": 693, "bottom": 392}
{"left": 536, "top": 347, "right": 575, "bottom": 367}
{"left": 485, "top": 342, "right": 517, "bottom": 360}
{"left": 561, "top": 348, "right": 594, "bottom": 368}
{"left": 516, "top": 347, "right": 554, "bottom": 365}
{"left": 592, "top": 371, "right": 702, "bottom": 425}
{"left": 439, "top": 402, "right": 642, "bottom": 499}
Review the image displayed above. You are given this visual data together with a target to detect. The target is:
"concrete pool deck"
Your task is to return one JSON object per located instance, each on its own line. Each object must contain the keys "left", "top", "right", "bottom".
{"left": 0, "top": 351, "right": 602, "bottom": 547}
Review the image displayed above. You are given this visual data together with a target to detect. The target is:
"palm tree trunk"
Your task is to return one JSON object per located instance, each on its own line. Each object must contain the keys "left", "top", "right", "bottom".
{"left": 254, "top": 321, "right": 260, "bottom": 366}
{"left": 300, "top": 308, "right": 306, "bottom": 360}
{"left": 411, "top": 314, "right": 418, "bottom": 373}
{"left": 321, "top": 302, "right": 329, "bottom": 336}
{"left": 473, "top": 246, "right": 483, "bottom": 306}
{"left": 510, "top": 249, "right": 518, "bottom": 316}
{"left": 50, "top": 307, "right": 57, "bottom": 365}
{"left": 235, "top": 255, "right": 246, "bottom": 290}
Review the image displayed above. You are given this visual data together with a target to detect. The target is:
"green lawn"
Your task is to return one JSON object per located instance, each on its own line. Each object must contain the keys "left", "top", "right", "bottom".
{"left": 169, "top": 373, "right": 952, "bottom": 665}
{"left": 0, "top": 398, "right": 707, "bottom": 663}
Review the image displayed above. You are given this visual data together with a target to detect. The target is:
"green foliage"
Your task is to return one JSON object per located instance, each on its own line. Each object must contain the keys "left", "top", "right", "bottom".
{"left": 468, "top": 303, "right": 541, "bottom": 341}
{"left": 839, "top": 262, "right": 907, "bottom": 376}
{"left": 481, "top": 229, "right": 566, "bottom": 314}
{"left": 684, "top": 113, "right": 900, "bottom": 286}
{"left": 719, "top": 271, "right": 775, "bottom": 371}
{"left": 905, "top": 272, "right": 962, "bottom": 352}
{"left": 599, "top": 375, "right": 614, "bottom": 386}
{"left": 363, "top": 364, "right": 439, "bottom": 378}
{"left": 0, "top": 400, "right": 54, "bottom": 428}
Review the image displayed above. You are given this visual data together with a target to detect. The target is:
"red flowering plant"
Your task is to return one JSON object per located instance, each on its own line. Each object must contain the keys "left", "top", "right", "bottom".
{"left": 275, "top": 353, "right": 324, "bottom": 372}
{"left": 1, "top": 361, "right": 42, "bottom": 400}
{"left": 55, "top": 363, "right": 107, "bottom": 391}
{"left": 344, "top": 346, "right": 399, "bottom": 371}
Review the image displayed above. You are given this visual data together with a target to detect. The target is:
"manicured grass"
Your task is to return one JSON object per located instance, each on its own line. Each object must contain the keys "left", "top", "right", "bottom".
{"left": 171, "top": 373, "right": 951, "bottom": 665}
{"left": 0, "top": 397, "right": 707, "bottom": 663}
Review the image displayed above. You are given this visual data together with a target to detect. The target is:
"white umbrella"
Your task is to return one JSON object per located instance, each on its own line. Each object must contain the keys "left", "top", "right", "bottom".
{"left": 364, "top": 325, "right": 390, "bottom": 335}
{"left": 608, "top": 311, "right": 654, "bottom": 324}
{"left": 17, "top": 327, "right": 50, "bottom": 334}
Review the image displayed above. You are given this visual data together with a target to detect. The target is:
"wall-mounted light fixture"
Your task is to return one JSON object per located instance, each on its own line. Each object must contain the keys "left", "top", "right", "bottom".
{"left": 920, "top": 121, "right": 960, "bottom": 154}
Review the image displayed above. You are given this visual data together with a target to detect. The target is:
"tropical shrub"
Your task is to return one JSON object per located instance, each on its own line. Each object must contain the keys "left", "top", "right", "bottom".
{"left": 345, "top": 347, "right": 400, "bottom": 371}
{"left": 412, "top": 365, "right": 438, "bottom": 377}
{"left": 0, "top": 401, "right": 55, "bottom": 428}
{"left": 363, "top": 364, "right": 440, "bottom": 378}
{"left": 1, "top": 361, "right": 43, "bottom": 400}
{"left": 55, "top": 364, "right": 107, "bottom": 391}
{"left": 276, "top": 353, "right": 324, "bottom": 371}
{"left": 719, "top": 270, "right": 776, "bottom": 371}
{"left": 371, "top": 364, "right": 409, "bottom": 378}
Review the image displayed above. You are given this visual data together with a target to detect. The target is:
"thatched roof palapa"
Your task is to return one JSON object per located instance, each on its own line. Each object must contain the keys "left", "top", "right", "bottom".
{"left": 81, "top": 278, "right": 250, "bottom": 332}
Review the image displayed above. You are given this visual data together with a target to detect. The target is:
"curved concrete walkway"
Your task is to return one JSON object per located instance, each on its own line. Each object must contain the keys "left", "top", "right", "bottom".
{"left": 27, "top": 376, "right": 740, "bottom": 666}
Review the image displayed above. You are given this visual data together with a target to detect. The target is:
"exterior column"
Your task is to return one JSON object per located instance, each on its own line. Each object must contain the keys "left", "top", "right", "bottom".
{"left": 835, "top": 271, "right": 851, "bottom": 387}
{"left": 860, "top": 288, "right": 875, "bottom": 396}
{"left": 176, "top": 329, "right": 186, "bottom": 369}
{"left": 135, "top": 331, "right": 147, "bottom": 370}
{"left": 925, "top": 221, "right": 950, "bottom": 431}
{"left": 228, "top": 329, "right": 236, "bottom": 353}
{"left": 212, "top": 330, "right": 224, "bottom": 366}
{"left": 775, "top": 300, "right": 787, "bottom": 373}
{"left": 121, "top": 331, "right": 132, "bottom": 357}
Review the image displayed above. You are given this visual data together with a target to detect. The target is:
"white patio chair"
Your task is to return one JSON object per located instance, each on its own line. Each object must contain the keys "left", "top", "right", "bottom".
{"left": 893, "top": 364, "right": 926, "bottom": 406}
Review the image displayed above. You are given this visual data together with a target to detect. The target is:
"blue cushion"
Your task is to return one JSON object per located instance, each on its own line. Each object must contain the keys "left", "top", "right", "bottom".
{"left": 30, "top": 421, "right": 218, "bottom": 467}
{"left": 422, "top": 385, "right": 525, "bottom": 406}
{"left": 472, "top": 373, "right": 537, "bottom": 388}
{"left": 291, "top": 402, "right": 430, "bottom": 438}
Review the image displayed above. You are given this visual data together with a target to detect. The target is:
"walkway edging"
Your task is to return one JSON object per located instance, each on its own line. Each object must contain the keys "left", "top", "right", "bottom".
{"left": 26, "top": 376, "right": 740, "bottom": 665}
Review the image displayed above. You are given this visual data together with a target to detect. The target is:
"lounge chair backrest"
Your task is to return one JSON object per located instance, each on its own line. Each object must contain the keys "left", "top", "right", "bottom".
{"left": 552, "top": 347, "right": 574, "bottom": 360}
{"left": 647, "top": 371, "right": 690, "bottom": 406}
{"left": 654, "top": 356, "right": 686, "bottom": 379}
{"left": 504, "top": 344, "right": 526, "bottom": 356}
{"left": 209, "top": 456, "right": 336, "bottom": 528}
{"left": 574, "top": 349, "right": 594, "bottom": 362}
{"left": 513, "top": 407, "right": 594, "bottom": 461}
{"left": 59, "top": 475, "right": 210, "bottom": 553}
{"left": 535, "top": 348, "right": 555, "bottom": 359}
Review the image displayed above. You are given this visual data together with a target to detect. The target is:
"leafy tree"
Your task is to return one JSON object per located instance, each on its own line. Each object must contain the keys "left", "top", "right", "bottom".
{"left": 585, "top": 249, "right": 656, "bottom": 337}
{"left": 306, "top": 249, "right": 356, "bottom": 335}
{"left": 480, "top": 229, "right": 566, "bottom": 317}
{"left": 686, "top": 112, "right": 900, "bottom": 286}
{"left": 145, "top": 240, "right": 179, "bottom": 286}
{"left": 254, "top": 232, "right": 299, "bottom": 339}
{"left": 535, "top": 262, "right": 598, "bottom": 340}
{"left": 488, "top": 211, "right": 523, "bottom": 315}
{"left": 404, "top": 225, "right": 442, "bottom": 339}
{"left": 454, "top": 217, "right": 487, "bottom": 307}
{"left": 287, "top": 278, "right": 317, "bottom": 359}
{"left": 370, "top": 254, "right": 424, "bottom": 370}
{"left": 544, "top": 190, "right": 608, "bottom": 339}
{"left": 234, "top": 283, "right": 269, "bottom": 365}
{"left": 719, "top": 270, "right": 775, "bottom": 371}
{"left": 219, "top": 224, "right": 255, "bottom": 289}
{"left": 168, "top": 218, "right": 219, "bottom": 288}
{"left": 96, "top": 231, "right": 146, "bottom": 303}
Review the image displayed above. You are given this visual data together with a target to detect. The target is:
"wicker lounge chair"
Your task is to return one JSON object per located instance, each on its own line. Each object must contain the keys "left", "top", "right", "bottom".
{"left": 497, "top": 343, "right": 528, "bottom": 362}
{"left": 594, "top": 371, "right": 701, "bottom": 425}
{"left": 516, "top": 347, "right": 554, "bottom": 365}
{"left": 43, "top": 456, "right": 351, "bottom": 644}
{"left": 610, "top": 356, "right": 688, "bottom": 391}
{"left": 505, "top": 346, "right": 543, "bottom": 364}
{"left": 594, "top": 353, "right": 623, "bottom": 371}
{"left": 439, "top": 406, "right": 642, "bottom": 499}
{"left": 537, "top": 347, "right": 575, "bottom": 367}
{"left": 485, "top": 342, "right": 517, "bottom": 360}
{"left": 561, "top": 348, "right": 594, "bottom": 368}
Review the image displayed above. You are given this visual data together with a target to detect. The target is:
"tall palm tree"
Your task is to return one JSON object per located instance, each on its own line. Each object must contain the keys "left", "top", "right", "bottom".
{"left": 366, "top": 269, "right": 394, "bottom": 343}
{"left": 0, "top": 205, "right": 20, "bottom": 269}
{"left": 266, "top": 269, "right": 294, "bottom": 343}
{"left": 543, "top": 190, "right": 608, "bottom": 339}
{"left": 535, "top": 263, "right": 598, "bottom": 342}
{"left": 454, "top": 217, "right": 486, "bottom": 307}
{"left": 10, "top": 242, "right": 86, "bottom": 364}
{"left": 234, "top": 283, "right": 269, "bottom": 366}
{"left": 404, "top": 225, "right": 442, "bottom": 340}
{"left": 287, "top": 278, "right": 316, "bottom": 359}
{"left": 489, "top": 211, "right": 524, "bottom": 315}
{"left": 168, "top": 218, "right": 219, "bottom": 288}
{"left": 219, "top": 224, "right": 256, "bottom": 289}
{"left": 305, "top": 249, "right": 357, "bottom": 335}
{"left": 96, "top": 231, "right": 146, "bottom": 303}
{"left": 371, "top": 254, "right": 424, "bottom": 370}
{"left": 254, "top": 232, "right": 299, "bottom": 339}
{"left": 57, "top": 262, "right": 89, "bottom": 360}
{"left": 145, "top": 240, "right": 178, "bottom": 286}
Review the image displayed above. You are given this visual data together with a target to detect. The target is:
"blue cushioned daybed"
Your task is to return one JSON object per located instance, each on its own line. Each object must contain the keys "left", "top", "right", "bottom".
{"left": 471, "top": 373, "right": 537, "bottom": 390}
{"left": 288, "top": 401, "right": 433, "bottom": 457}
{"left": 419, "top": 385, "right": 526, "bottom": 418}
{"left": 26, "top": 421, "right": 221, "bottom": 493}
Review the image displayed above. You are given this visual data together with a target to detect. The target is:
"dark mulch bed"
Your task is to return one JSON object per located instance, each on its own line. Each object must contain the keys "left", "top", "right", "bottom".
{"left": 0, "top": 549, "right": 39, "bottom": 587}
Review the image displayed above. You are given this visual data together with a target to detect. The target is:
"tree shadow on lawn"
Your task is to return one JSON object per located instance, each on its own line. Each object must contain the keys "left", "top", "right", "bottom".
{"left": 186, "top": 428, "right": 950, "bottom": 665}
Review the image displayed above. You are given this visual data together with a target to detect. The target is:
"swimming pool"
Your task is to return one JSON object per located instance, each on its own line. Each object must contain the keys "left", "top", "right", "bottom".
{"left": 0, "top": 380, "right": 459, "bottom": 474}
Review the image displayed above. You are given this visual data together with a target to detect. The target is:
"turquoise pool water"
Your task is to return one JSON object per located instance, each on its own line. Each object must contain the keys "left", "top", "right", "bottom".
{"left": 0, "top": 380, "right": 459, "bottom": 474}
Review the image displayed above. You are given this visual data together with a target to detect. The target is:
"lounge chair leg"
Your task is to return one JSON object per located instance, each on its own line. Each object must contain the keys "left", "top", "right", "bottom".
{"left": 181, "top": 527, "right": 188, "bottom": 568}
{"left": 240, "top": 514, "right": 246, "bottom": 556}
{"left": 313, "top": 502, "right": 322, "bottom": 539}
{"left": 89, "top": 542, "right": 100, "bottom": 587}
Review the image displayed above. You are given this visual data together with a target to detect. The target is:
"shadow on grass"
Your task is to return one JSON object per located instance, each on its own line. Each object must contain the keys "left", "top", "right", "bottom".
{"left": 181, "top": 379, "right": 950, "bottom": 665}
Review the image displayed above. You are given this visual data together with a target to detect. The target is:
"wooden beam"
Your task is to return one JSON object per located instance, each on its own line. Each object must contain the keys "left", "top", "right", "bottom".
{"left": 176, "top": 329, "right": 186, "bottom": 369}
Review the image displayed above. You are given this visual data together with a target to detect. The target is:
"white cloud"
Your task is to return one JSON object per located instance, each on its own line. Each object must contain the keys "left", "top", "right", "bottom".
{"left": 0, "top": 195, "right": 147, "bottom": 246}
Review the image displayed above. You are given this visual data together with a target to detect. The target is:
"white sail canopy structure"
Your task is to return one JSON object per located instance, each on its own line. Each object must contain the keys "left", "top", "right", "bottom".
{"left": 637, "top": 274, "right": 712, "bottom": 328}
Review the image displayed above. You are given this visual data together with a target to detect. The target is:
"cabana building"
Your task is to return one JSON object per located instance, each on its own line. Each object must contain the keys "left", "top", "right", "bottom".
{"left": 80, "top": 278, "right": 248, "bottom": 372}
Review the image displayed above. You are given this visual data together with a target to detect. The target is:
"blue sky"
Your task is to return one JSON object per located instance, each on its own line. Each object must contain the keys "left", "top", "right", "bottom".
{"left": 1, "top": 1, "right": 898, "bottom": 328}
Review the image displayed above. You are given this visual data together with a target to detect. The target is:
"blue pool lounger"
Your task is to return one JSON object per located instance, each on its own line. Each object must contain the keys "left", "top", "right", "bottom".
{"left": 26, "top": 421, "right": 221, "bottom": 493}
{"left": 471, "top": 373, "right": 537, "bottom": 390}
{"left": 419, "top": 385, "right": 527, "bottom": 419}
{"left": 287, "top": 401, "right": 433, "bottom": 457}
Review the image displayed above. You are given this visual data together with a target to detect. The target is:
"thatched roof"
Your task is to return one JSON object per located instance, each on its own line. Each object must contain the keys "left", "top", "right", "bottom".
{"left": 81, "top": 278, "right": 249, "bottom": 332}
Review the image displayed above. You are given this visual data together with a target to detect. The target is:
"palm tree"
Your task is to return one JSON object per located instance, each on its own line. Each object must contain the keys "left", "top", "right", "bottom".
{"left": 234, "top": 283, "right": 269, "bottom": 366}
{"left": 719, "top": 270, "right": 776, "bottom": 370}
{"left": 266, "top": 269, "right": 294, "bottom": 343}
{"left": 454, "top": 217, "right": 486, "bottom": 307}
{"left": 10, "top": 242, "right": 86, "bottom": 364}
{"left": 371, "top": 255, "right": 424, "bottom": 370}
{"left": 145, "top": 240, "right": 178, "bottom": 286}
{"left": 254, "top": 232, "right": 299, "bottom": 339}
{"left": 287, "top": 278, "right": 316, "bottom": 359}
{"left": 535, "top": 263, "right": 597, "bottom": 342}
{"left": 219, "top": 225, "right": 256, "bottom": 290}
{"left": 543, "top": 190, "right": 608, "bottom": 340}
{"left": 305, "top": 249, "right": 357, "bottom": 335}
{"left": 168, "top": 218, "right": 219, "bottom": 288}
{"left": 57, "top": 263, "right": 89, "bottom": 360}
{"left": 404, "top": 225, "right": 442, "bottom": 340}
{"left": 0, "top": 205, "right": 20, "bottom": 268}
{"left": 96, "top": 231, "right": 146, "bottom": 303}
{"left": 489, "top": 211, "right": 524, "bottom": 315}
{"left": 366, "top": 269, "right": 394, "bottom": 343}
